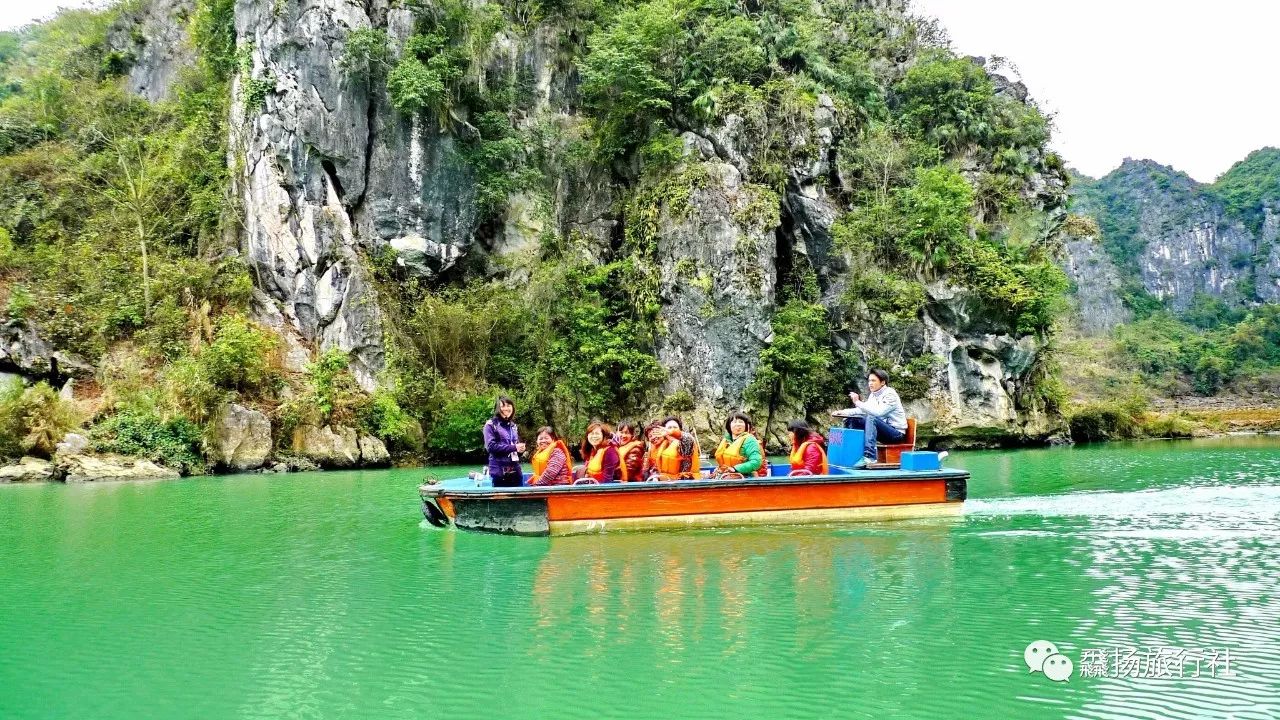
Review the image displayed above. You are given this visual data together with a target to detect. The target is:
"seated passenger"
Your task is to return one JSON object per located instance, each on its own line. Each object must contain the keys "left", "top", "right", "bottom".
{"left": 580, "top": 421, "right": 623, "bottom": 483}
{"left": 615, "top": 421, "right": 647, "bottom": 482}
{"left": 528, "top": 426, "right": 572, "bottom": 486}
{"left": 713, "top": 412, "right": 766, "bottom": 477}
{"left": 642, "top": 422, "right": 667, "bottom": 480}
{"left": 662, "top": 416, "right": 701, "bottom": 466}
{"left": 647, "top": 415, "right": 699, "bottom": 479}
{"left": 843, "top": 368, "right": 908, "bottom": 469}
{"left": 787, "top": 420, "right": 829, "bottom": 475}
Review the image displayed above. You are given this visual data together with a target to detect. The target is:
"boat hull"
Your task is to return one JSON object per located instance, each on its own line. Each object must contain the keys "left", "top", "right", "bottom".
{"left": 422, "top": 470, "right": 967, "bottom": 536}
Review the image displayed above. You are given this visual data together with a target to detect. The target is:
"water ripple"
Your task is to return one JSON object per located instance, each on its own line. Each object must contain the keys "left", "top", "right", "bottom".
{"left": 1, "top": 439, "right": 1279, "bottom": 719}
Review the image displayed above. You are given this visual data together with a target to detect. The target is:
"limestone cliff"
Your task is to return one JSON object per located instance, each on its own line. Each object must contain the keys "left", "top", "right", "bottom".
{"left": 1068, "top": 156, "right": 1280, "bottom": 323}
{"left": 105, "top": 0, "right": 1070, "bottom": 448}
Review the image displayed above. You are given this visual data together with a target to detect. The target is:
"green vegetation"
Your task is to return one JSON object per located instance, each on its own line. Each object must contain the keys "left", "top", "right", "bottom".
{"left": 1066, "top": 396, "right": 1197, "bottom": 444}
{"left": 1211, "top": 147, "right": 1280, "bottom": 235}
{"left": 425, "top": 393, "right": 493, "bottom": 461}
{"left": 0, "top": 379, "right": 81, "bottom": 459}
{"left": 0, "top": 0, "right": 1082, "bottom": 468}
{"left": 276, "top": 349, "right": 417, "bottom": 452}
{"left": 746, "top": 299, "right": 834, "bottom": 434}
{"left": 379, "top": 257, "right": 666, "bottom": 450}
{"left": 90, "top": 409, "right": 205, "bottom": 473}
{"left": 1114, "top": 306, "right": 1280, "bottom": 395}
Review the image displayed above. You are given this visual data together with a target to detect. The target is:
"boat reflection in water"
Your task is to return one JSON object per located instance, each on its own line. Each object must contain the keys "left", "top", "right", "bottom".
{"left": 518, "top": 526, "right": 960, "bottom": 672}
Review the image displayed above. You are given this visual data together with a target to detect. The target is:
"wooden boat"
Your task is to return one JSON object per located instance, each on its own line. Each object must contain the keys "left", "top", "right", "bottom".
{"left": 419, "top": 464, "right": 968, "bottom": 536}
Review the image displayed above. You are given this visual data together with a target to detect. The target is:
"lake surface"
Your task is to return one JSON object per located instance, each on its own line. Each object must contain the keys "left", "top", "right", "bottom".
{"left": 2, "top": 436, "right": 1279, "bottom": 719}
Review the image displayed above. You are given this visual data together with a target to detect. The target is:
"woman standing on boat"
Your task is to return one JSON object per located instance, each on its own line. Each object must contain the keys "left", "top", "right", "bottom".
{"left": 615, "top": 421, "right": 647, "bottom": 482}
{"left": 528, "top": 427, "right": 572, "bottom": 486}
{"left": 713, "top": 412, "right": 765, "bottom": 477}
{"left": 483, "top": 395, "right": 525, "bottom": 487}
{"left": 787, "top": 420, "right": 828, "bottom": 475}
{"left": 580, "top": 421, "right": 623, "bottom": 483}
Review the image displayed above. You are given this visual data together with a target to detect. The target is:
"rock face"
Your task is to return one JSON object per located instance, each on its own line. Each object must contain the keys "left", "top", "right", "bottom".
{"left": 291, "top": 424, "right": 389, "bottom": 468}
{"left": 109, "top": 0, "right": 1069, "bottom": 446}
{"left": 653, "top": 151, "right": 778, "bottom": 415}
{"left": 55, "top": 454, "right": 181, "bottom": 483}
{"left": 1061, "top": 235, "right": 1132, "bottom": 334}
{"left": 0, "top": 320, "right": 93, "bottom": 383}
{"left": 229, "top": 0, "right": 390, "bottom": 390}
{"left": 207, "top": 404, "right": 273, "bottom": 471}
{"left": 914, "top": 284, "right": 1047, "bottom": 438}
{"left": 0, "top": 457, "right": 56, "bottom": 483}
{"left": 107, "top": 0, "right": 196, "bottom": 102}
{"left": 1071, "top": 158, "right": 1280, "bottom": 313}
{"left": 54, "top": 433, "right": 89, "bottom": 456}
{"left": 357, "top": 434, "right": 391, "bottom": 467}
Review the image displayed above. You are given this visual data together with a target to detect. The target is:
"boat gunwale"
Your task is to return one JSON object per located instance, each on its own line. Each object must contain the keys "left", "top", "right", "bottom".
{"left": 420, "top": 468, "right": 968, "bottom": 499}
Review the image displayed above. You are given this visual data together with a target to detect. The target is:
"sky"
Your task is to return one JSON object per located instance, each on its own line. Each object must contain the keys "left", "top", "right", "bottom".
{"left": 910, "top": 0, "right": 1280, "bottom": 182}
{"left": 1, "top": 1, "right": 99, "bottom": 34}
{"left": 5, "top": 0, "right": 1277, "bottom": 183}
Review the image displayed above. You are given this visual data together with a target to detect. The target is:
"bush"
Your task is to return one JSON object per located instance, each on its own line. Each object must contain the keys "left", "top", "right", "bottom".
{"left": 303, "top": 348, "right": 366, "bottom": 425}
{"left": 90, "top": 409, "right": 204, "bottom": 474}
{"left": 1067, "top": 397, "right": 1146, "bottom": 443}
{"left": 747, "top": 300, "right": 835, "bottom": 419}
{"left": 426, "top": 393, "right": 495, "bottom": 461}
{"left": 894, "top": 53, "right": 995, "bottom": 151}
{"left": 578, "top": 0, "right": 682, "bottom": 157}
{"left": 200, "top": 314, "right": 278, "bottom": 393}
{"left": 340, "top": 28, "right": 390, "bottom": 79}
{"left": 160, "top": 315, "right": 278, "bottom": 423}
{"left": 358, "top": 390, "right": 420, "bottom": 451}
{"left": 0, "top": 379, "right": 82, "bottom": 458}
{"left": 1142, "top": 413, "right": 1197, "bottom": 439}
{"left": 162, "top": 354, "right": 227, "bottom": 425}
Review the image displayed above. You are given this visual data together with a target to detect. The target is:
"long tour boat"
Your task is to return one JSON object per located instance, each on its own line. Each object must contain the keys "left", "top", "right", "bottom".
{"left": 419, "top": 426, "right": 967, "bottom": 536}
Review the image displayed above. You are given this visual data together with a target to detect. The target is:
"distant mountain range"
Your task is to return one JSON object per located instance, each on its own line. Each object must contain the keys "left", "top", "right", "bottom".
{"left": 1063, "top": 148, "right": 1280, "bottom": 333}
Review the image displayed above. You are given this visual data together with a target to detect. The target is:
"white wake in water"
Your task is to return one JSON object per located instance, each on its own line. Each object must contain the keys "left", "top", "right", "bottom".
{"left": 966, "top": 484, "right": 1280, "bottom": 520}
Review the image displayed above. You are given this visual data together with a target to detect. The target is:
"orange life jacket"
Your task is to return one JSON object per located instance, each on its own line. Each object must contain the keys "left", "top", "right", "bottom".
{"left": 618, "top": 440, "right": 646, "bottom": 481}
{"left": 714, "top": 433, "right": 768, "bottom": 477}
{"left": 649, "top": 431, "right": 700, "bottom": 479}
{"left": 586, "top": 444, "right": 626, "bottom": 482}
{"left": 531, "top": 440, "right": 572, "bottom": 485}
{"left": 789, "top": 439, "right": 829, "bottom": 475}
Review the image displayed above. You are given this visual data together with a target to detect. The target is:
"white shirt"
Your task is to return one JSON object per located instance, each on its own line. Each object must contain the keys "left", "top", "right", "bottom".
{"left": 857, "top": 386, "right": 907, "bottom": 431}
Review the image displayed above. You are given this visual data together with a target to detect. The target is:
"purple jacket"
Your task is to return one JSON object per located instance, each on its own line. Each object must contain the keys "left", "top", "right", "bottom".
{"left": 483, "top": 417, "right": 521, "bottom": 476}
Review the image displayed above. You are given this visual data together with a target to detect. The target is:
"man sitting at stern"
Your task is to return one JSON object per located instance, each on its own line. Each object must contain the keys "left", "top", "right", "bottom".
{"left": 844, "top": 368, "right": 907, "bottom": 468}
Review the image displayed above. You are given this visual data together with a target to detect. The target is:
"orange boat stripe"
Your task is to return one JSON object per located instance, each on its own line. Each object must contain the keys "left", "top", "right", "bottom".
{"left": 436, "top": 497, "right": 455, "bottom": 518}
{"left": 544, "top": 480, "right": 946, "bottom": 521}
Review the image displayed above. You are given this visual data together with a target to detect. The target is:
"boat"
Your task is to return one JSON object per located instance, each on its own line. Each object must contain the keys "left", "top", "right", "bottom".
{"left": 419, "top": 461, "right": 968, "bottom": 536}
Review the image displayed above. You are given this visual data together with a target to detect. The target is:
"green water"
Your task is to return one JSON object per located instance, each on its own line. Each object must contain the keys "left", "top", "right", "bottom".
{"left": 3, "top": 437, "right": 1280, "bottom": 719}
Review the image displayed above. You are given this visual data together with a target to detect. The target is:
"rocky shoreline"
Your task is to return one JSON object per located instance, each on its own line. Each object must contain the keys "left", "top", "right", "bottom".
{"left": 4, "top": 423, "right": 1278, "bottom": 485}
{"left": 0, "top": 402, "right": 394, "bottom": 483}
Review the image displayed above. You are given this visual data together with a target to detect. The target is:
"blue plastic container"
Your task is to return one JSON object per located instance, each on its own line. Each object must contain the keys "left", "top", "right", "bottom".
{"left": 827, "top": 427, "right": 865, "bottom": 467}
{"left": 899, "top": 451, "right": 941, "bottom": 471}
